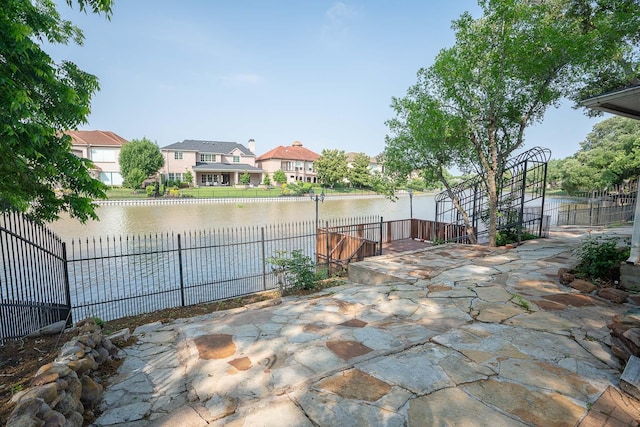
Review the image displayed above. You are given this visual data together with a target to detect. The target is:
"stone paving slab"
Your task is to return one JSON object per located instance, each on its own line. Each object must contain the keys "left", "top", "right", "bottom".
{"left": 95, "top": 227, "right": 640, "bottom": 426}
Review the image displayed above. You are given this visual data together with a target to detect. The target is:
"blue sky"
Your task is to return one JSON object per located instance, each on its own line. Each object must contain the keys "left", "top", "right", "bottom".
{"left": 50, "top": 1, "right": 607, "bottom": 161}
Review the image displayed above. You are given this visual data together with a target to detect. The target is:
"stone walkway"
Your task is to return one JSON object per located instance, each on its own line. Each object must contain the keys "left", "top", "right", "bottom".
{"left": 95, "top": 227, "right": 640, "bottom": 426}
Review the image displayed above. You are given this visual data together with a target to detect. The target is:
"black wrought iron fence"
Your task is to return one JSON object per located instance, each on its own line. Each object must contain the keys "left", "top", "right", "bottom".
{"left": 67, "top": 216, "right": 379, "bottom": 322}
{"left": 0, "top": 211, "right": 71, "bottom": 342}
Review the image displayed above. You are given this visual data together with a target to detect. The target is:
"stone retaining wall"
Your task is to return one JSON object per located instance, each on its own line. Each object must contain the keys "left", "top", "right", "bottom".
{"left": 6, "top": 318, "right": 127, "bottom": 427}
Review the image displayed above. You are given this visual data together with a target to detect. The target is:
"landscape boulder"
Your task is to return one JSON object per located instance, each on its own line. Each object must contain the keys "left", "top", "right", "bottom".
{"left": 598, "top": 287, "right": 629, "bottom": 304}
{"left": 6, "top": 318, "right": 124, "bottom": 427}
{"left": 569, "top": 278, "right": 597, "bottom": 294}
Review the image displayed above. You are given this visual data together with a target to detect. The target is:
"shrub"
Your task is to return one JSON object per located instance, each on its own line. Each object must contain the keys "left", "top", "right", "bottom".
{"left": 573, "top": 234, "right": 630, "bottom": 281}
{"left": 496, "top": 229, "right": 537, "bottom": 246}
{"left": 267, "top": 249, "right": 319, "bottom": 294}
{"left": 240, "top": 172, "right": 250, "bottom": 185}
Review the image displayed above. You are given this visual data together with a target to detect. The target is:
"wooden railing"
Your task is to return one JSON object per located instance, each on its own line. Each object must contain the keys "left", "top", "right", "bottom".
{"left": 316, "top": 218, "right": 468, "bottom": 274}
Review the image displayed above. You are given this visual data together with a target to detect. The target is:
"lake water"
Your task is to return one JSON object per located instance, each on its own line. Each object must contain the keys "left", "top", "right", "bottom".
{"left": 48, "top": 194, "right": 437, "bottom": 241}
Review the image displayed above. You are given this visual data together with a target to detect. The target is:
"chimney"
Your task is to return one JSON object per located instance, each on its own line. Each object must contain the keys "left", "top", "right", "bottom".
{"left": 248, "top": 139, "right": 255, "bottom": 153}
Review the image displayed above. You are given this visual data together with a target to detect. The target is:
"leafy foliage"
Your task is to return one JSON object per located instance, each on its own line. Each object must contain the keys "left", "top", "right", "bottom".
{"left": 184, "top": 171, "right": 193, "bottom": 187}
{"left": 283, "top": 182, "right": 311, "bottom": 196}
{"left": 118, "top": 138, "right": 164, "bottom": 189}
{"left": 348, "top": 153, "right": 372, "bottom": 188}
{"left": 407, "top": 178, "right": 427, "bottom": 191}
{"left": 145, "top": 184, "right": 165, "bottom": 197}
{"left": 273, "top": 170, "right": 287, "bottom": 186}
{"left": 240, "top": 172, "right": 250, "bottom": 185}
{"left": 559, "top": 117, "right": 640, "bottom": 193}
{"left": 315, "top": 149, "right": 348, "bottom": 188}
{"left": 573, "top": 234, "right": 630, "bottom": 281}
{"left": 267, "top": 249, "right": 319, "bottom": 294}
{"left": 125, "top": 168, "right": 146, "bottom": 191}
{"left": 263, "top": 174, "right": 271, "bottom": 186}
{"left": 0, "top": 0, "right": 114, "bottom": 223}
{"left": 496, "top": 230, "right": 537, "bottom": 247}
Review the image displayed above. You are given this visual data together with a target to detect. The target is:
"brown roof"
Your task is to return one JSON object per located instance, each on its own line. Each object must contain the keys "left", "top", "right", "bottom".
{"left": 346, "top": 152, "right": 379, "bottom": 164}
{"left": 256, "top": 141, "right": 320, "bottom": 162}
{"left": 66, "top": 130, "right": 128, "bottom": 147}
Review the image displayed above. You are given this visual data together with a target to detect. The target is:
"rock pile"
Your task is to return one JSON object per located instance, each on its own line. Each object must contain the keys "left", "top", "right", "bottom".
{"left": 557, "top": 267, "right": 630, "bottom": 304}
{"left": 609, "top": 308, "right": 640, "bottom": 363}
{"left": 557, "top": 267, "right": 640, "bottom": 363}
{"left": 6, "top": 318, "right": 127, "bottom": 427}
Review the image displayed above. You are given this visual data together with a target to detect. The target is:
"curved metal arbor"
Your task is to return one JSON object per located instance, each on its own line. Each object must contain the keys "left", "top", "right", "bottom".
{"left": 435, "top": 147, "right": 551, "bottom": 244}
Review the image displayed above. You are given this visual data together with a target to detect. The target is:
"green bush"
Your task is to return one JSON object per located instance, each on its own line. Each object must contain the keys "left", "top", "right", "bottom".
{"left": 146, "top": 184, "right": 166, "bottom": 197}
{"left": 573, "top": 234, "right": 630, "bottom": 281}
{"left": 282, "top": 182, "right": 312, "bottom": 196}
{"left": 496, "top": 230, "right": 537, "bottom": 246}
{"left": 240, "top": 172, "right": 250, "bottom": 185}
{"left": 267, "top": 249, "right": 319, "bottom": 294}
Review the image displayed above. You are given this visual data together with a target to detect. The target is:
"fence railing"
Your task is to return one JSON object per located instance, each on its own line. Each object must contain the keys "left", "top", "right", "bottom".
{"left": 545, "top": 199, "right": 636, "bottom": 227}
{"left": 317, "top": 218, "right": 468, "bottom": 273}
{"left": 14, "top": 187, "right": 635, "bottom": 340}
{"left": 67, "top": 216, "right": 380, "bottom": 322}
{"left": 0, "top": 211, "right": 71, "bottom": 342}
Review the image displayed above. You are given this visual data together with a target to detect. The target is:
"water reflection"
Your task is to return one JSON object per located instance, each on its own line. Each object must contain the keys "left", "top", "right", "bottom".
{"left": 48, "top": 194, "right": 437, "bottom": 241}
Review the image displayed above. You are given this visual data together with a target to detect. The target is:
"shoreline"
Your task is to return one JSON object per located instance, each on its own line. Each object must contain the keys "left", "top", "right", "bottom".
{"left": 95, "top": 192, "right": 419, "bottom": 206}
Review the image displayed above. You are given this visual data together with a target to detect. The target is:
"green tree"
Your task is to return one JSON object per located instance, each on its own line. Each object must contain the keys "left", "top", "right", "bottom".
{"left": 119, "top": 138, "right": 164, "bottom": 190}
{"left": 1, "top": 0, "right": 114, "bottom": 223}
{"left": 125, "top": 168, "right": 147, "bottom": 191}
{"left": 384, "top": 89, "right": 474, "bottom": 240}
{"left": 315, "top": 149, "right": 348, "bottom": 188}
{"left": 240, "top": 171, "right": 250, "bottom": 185}
{"left": 385, "top": 0, "right": 640, "bottom": 246}
{"left": 561, "top": 117, "right": 640, "bottom": 192}
{"left": 184, "top": 170, "right": 193, "bottom": 187}
{"left": 273, "top": 170, "right": 287, "bottom": 186}
{"left": 545, "top": 159, "right": 566, "bottom": 190}
{"left": 348, "top": 153, "right": 372, "bottom": 188}
{"left": 263, "top": 174, "right": 272, "bottom": 186}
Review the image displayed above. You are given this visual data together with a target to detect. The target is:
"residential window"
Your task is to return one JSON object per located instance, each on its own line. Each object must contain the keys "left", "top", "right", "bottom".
{"left": 168, "top": 173, "right": 184, "bottom": 182}
{"left": 284, "top": 161, "right": 293, "bottom": 171}
{"left": 90, "top": 148, "right": 116, "bottom": 162}
{"left": 233, "top": 156, "right": 240, "bottom": 163}
{"left": 174, "top": 152, "right": 183, "bottom": 160}
{"left": 200, "top": 153, "right": 216, "bottom": 162}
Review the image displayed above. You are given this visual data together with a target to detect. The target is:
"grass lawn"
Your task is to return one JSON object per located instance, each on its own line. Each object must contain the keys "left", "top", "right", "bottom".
{"left": 104, "top": 186, "right": 379, "bottom": 200}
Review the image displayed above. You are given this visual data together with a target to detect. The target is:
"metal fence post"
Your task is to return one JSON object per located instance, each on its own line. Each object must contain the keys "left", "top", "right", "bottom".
{"left": 62, "top": 242, "right": 73, "bottom": 327}
{"left": 261, "top": 227, "right": 267, "bottom": 290}
{"left": 379, "top": 217, "right": 383, "bottom": 255}
{"left": 177, "top": 234, "right": 185, "bottom": 306}
{"left": 325, "top": 221, "right": 330, "bottom": 275}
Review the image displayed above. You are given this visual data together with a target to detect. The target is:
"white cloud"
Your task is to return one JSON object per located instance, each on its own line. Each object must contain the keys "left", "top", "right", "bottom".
{"left": 326, "top": 2, "right": 358, "bottom": 23}
{"left": 322, "top": 2, "right": 359, "bottom": 46}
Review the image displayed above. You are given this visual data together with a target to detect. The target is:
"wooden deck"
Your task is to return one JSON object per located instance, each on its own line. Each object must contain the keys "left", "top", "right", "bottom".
{"left": 382, "top": 238, "right": 431, "bottom": 254}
